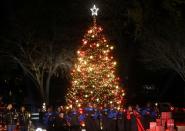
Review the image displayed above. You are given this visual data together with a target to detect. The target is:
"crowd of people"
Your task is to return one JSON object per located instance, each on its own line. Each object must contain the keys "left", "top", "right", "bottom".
{"left": 0, "top": 95, "right": 160, "bottom": 131}
{"left": 0, "top": 99, "right": 30, "bottom": 131}
{"left": 42, "top": 103, "right": 158, "bottom": 131}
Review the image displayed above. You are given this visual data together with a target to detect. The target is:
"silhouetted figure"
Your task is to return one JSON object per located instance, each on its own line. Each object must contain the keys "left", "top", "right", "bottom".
{"left": 117, "top": 108, "right": 125, "bottom": 131}
{"left": 18, "top": 106, "right": 29, "bottom": 131}
{"left": 43, "top": 106, "right": 56, "bottom": 131}
{"left": 55, "top": 111, "right": 68, "bottom": 131}
{"left": 69, "top": 108, "right": 81, "bottom": 131}
{"left": 5, "top": 104, "right": 17, "bottom": 131}
{"left": 141, "top": 103, "right": 156, "bottom": 129}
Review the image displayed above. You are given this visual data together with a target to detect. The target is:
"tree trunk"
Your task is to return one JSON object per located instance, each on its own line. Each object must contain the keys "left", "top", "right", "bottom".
{"left": 39, "top": 72, "right": 46, "bottom": 104}
{"left": 46, "top": 74, "right": 52, "bottom": 105}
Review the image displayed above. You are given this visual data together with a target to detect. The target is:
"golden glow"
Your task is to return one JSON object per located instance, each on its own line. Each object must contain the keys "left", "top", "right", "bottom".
{"left": 82, "top": 123, "right": 86, "bottom": 127}
{"left": 78, "top": 58, "right": 82, "bottom": 61}
{"left": 88, "top": 30, "right": 93, "bottom": 33}
{"left": 66, "top": 106, "right": 69, "bottom": 110}
{"left": 66, "top": 25, "right": 125, "bottom": 108}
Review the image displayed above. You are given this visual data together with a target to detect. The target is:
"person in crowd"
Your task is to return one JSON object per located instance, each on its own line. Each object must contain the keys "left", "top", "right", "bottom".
{"left": 126, "top": 106, "right": 132, "bottom": 131}
{"left": 55, "top": 106, "right": 68, "bottom": 131}
{"left": 141, "top": 102, "right": 156, "bottom": 129}
{"left": 43, "top": 106, "right": 56, "bottom": 131}
{"left": 27, "top": 120, "right": 35, "bottom": 131}
{"left": 153, "top": 104, "right": 160, "bottom": 118}
{"left": 69, "top": 107, "right": 81, "bottom": 131}
{"left": 135, "top": 104, "right": 142, "bottom": 114}
{"left": 117, "top": 107, "right": 125, "bottom": 131}
{"left": 95, "top": 106, "right": 103, "bottom": 130}
{"left": 101, "top": 104, "right": 109, "bottom": 131}
{"left": 107, "top": 104, "right": 117, "bottom": 131}
{"left": 18, "top": 106, "right": 29, "bottom": 131}
{"left": 126, "top": 105, "right": 141, "bottom": 131}
{"left": 5, "top": 104, "right": 17, "bottom": 131}
{"left": 91, "top": 103, "right": 102, "bottom": 131}
{"left": 85, "top": 103, "right": 96, "bottom": 131}
{"left": 78, "top": 108, "right": 86, "bottom": 129}
{"left": 56, "top": 105, "right": 65, "bottom": 115}
{"left": 133, "top": 106, "right": 145, "bottom": 131}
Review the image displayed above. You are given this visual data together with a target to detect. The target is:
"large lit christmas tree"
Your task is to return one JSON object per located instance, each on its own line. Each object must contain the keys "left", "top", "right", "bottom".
{"left": 66, "top": 5, "right": 125, "bottom": 109}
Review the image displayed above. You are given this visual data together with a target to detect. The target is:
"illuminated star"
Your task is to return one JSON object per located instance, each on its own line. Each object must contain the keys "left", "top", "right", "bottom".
{"left": 90, "top": 5, "right": 99, "bottom": 16}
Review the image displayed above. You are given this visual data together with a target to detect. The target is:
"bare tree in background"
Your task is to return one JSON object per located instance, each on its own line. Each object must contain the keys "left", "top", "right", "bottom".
{"left": 141, "top": 38, "right": 185, "bottom": 81}
{"left": 1, "top": 34, "right": 74, "bottom": 104}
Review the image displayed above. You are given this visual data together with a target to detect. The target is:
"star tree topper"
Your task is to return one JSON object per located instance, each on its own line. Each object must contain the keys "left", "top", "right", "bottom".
{"left": 90, "top": 5, "right": 99, "bottom": 16}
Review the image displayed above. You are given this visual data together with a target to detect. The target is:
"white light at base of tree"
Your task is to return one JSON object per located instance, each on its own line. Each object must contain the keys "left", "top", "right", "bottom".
{"left": 42, "top": 103, "right": 46, "bottom": 112}
{"left": 36, "top": 128, "right": 42, "bottom": 131}
{"left": 82, "top": 123, "right": 85, "bottom": 127}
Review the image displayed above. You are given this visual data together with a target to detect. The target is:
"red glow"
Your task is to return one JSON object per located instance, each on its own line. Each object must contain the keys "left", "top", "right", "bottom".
{"left": 79, "top": 108, "right": 83, "bottom": 114}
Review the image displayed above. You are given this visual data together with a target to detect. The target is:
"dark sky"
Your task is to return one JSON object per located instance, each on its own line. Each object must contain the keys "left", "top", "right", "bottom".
{"left": 0, "top": 0, "right": 185, "bottom": 106}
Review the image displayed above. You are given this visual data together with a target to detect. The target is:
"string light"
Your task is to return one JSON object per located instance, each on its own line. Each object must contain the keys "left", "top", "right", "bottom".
{"left": 113, "top": 62, "right": 117, "bottom": 65}
{"left": 78, "top": 104, "right": 81, "bottom": 107}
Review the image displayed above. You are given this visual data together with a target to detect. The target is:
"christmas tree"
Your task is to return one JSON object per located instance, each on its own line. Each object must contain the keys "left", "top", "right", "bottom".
{"left": 66, "top": 5, "right": 125, "bottom": 109}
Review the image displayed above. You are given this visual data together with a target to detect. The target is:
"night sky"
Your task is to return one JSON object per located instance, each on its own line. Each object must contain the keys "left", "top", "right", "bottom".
{"left": 0, "top": 0, "right": 185, "bottom": 106}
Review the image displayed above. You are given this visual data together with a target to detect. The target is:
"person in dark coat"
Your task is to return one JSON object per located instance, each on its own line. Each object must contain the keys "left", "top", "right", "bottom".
{"left": 55, "top": 111, "right": 68, "bottom": 131}
{"left": 5, "top": 104, "right": 17, "bottom": 131}
{"left": 92, "top": 104, "right": 102, "bottom": 131}
{"left": 43, "top": 106, "right": 56, "bottom": 131}
{"left": 101, "top": 104, "right": 109, "bottom": 131}
{"left": 117, "top": 108, "right": 125, "bottom": 131}
{"left": 126, "top": 106, "right": 138, "bottom": 131}
{"left": 141, "top": 103, "right": 156, "bottom": 129}
{"left": 69, "top": 108, "right": 81, "bottom": 131}
{"left": 107, "top": 105, "right": 117, "bottom": 131}
{"left": 84, "top": 103, "right": 101, "bottom": 131}
{"left": 85, "top": 103, "right": 98, "bottom": 131}
{"left": 18, "top": 106, "right": 29, "bottom": 131}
